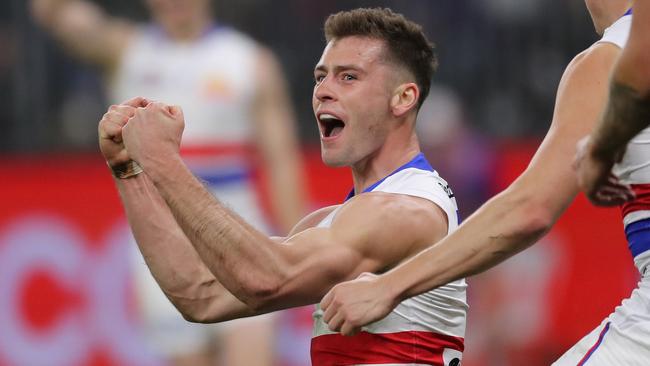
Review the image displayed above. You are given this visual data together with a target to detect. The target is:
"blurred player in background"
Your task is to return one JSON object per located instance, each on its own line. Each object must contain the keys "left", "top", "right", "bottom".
{"left": 31, "top": 0, "right": 307, "bottom": 365}
{"left": 322, "top": 1, "right": 650, "bottom": 364}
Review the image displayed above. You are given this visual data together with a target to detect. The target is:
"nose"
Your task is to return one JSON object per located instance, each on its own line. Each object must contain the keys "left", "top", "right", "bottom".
{"left": 314, "top": 76, "right": 336, "bottom": 103}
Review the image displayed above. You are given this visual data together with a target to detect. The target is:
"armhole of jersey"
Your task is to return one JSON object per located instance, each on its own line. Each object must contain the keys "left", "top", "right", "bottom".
{"left": 596, "top": 16, "right": 632, "bottom": 49}
{"left": 372, "top": 169, "right": 458, "bottom": 234}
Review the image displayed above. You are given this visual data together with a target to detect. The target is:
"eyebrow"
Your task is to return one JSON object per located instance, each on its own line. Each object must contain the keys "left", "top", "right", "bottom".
{"left": 314, "top": 64, "right": 364, "bottom": 74}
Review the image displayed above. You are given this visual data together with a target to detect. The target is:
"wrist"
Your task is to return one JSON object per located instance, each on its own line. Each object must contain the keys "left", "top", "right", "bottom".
{"left": 109, "top": 160, "right": 143, "bottom": 179}
{"left": 588, "top": 140, "right": 619, "bottom": 165}
{"left": 143, "top": 154, "right": 186, "bottom": 186}
{"left": 381, "top": 272, "right": 407, "bottom": 306}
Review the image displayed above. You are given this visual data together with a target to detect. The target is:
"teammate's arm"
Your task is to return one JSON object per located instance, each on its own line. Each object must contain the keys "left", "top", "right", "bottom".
{"left": 30, "top": 0, "right": 133, "bottom": 70}
{"left": 251, "top": 47, "right": 307, "bottom": 233}
{"left": 576, "top": 3, "right": 650, "bottom": 203}
{"left": 320, "top": 43, "right": 621, "bottom": 335}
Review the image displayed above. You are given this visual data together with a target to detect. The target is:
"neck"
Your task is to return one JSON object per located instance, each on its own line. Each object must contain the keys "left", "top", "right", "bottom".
{"left": 350, "top": 125, "right": 421, "bottom": 195}
{"left": 591, "top": 0, "right": 632, "bottom": 34}
{"left": 162, "top": 15, "right": 213, "bottom": 42}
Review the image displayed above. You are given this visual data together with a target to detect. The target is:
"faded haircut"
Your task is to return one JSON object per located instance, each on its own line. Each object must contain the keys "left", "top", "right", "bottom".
{"left": 324, "top": 7, "right": 438, "bottom": 109}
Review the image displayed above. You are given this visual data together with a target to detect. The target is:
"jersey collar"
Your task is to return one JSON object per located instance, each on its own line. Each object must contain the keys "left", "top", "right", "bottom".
{"left": 345, "top": 153, "right": 434, "bottom": 202}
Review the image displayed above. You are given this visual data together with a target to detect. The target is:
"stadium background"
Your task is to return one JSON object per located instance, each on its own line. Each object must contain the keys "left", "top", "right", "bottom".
{"left": 0, "top": 1, "right": 638, "bottom": 365}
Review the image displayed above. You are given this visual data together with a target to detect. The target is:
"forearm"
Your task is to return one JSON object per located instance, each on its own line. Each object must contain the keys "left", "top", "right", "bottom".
{"left": 146, "top": 156, "right": 286, "bottom": 309}
{"left": 31, "top": 0, "right": 128, "bottom": 67}
{"left": 31, "top": 0, "right": 70, "bottom": 27}
{"left": 590, "top": 80, "right": 650, "bottom": 161}
{"left": 590, "top": 6, "right": 650, "bottom": 159}
{"left": 384, "top": 187, "right": 554, "bottom": 301}
{"left": 115, "top": 172, "right": 253, "bottom": 320}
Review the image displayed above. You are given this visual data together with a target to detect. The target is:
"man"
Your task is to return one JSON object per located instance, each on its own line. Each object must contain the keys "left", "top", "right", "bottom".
{"left": 575, "top": 0, "right": 650, "bottom": 204}
{"left": 321, "top": 1, "right": 650, "bottom": 364}
{"left": 99, "top": 8, "right": 468, "bottom": 365}
{"left": 32, "top": 0, "right": 305, "bottom": 364}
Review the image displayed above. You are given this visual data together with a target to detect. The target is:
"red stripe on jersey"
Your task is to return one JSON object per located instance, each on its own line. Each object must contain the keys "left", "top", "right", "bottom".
{"left": 180, "top": 144, "right": 254, "bottom": 158}
{"left": 310, "top": 330, "right": 464, "bottom": 366}
{"left": 621, "top": 184, "right": 650, "bottom": 219}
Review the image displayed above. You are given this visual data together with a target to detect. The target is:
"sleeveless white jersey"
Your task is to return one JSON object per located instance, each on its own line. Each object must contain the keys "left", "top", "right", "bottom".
{"left": 311, "top": 154, "right": 467, "bottom": 366}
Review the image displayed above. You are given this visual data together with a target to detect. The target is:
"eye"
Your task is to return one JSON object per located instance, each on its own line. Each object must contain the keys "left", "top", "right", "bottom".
{"left": 342, "top": 73, "right": 356, "bottom": 81}
{"left": 314, "top": 74, "right": 326, "bottom": 84}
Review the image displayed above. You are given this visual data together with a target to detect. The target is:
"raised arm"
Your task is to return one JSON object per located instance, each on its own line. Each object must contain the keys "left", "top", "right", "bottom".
{"left": 576, "top": 3, "right": 650, "bottom": 203}
{"left": 31, "top": 0, "right": 133, "bottom": 70}
{"left": 320, "top": 42, "right": 621, "bottom": 335}
{"left": 118, "top": 102, "right": 448, "bottom": 316}
{"left": 98, "top": 98, "right": 258, "bottom": 324}
{"left": 251, "top": 47, "right": 307, "bottom": 233}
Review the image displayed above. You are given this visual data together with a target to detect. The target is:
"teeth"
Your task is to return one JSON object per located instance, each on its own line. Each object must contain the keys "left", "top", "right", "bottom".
{"left": 319, "top": 113, "right": 338, "bottom": 121}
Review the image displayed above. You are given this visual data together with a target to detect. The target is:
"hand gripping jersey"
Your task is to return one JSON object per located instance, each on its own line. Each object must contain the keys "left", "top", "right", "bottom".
{"left": 311, "top": 153, "right": 468, "bottom": 366}
{"left": 553, "top": 11, "right": 650, "bottom": 366}
{"left": 603, "top": 13, "right": 650, "bottom": 273}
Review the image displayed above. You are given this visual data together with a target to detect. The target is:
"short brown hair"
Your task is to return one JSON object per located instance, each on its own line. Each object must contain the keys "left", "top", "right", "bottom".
{"left": 324, "top": 8, "right": 438, "bottom": 109}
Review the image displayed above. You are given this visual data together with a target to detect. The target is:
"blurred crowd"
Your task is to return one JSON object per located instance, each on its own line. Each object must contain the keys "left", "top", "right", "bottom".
{"left": 0, "top": 0, "right": 596, "bottom": 153}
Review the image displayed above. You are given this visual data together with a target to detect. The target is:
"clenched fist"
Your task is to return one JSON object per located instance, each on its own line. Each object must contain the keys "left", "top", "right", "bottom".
{"left": 121, "top": 101, "right": 185, "bottom": 172}
{"left": 98, "top": 97, "right": 150, "bottom": 167}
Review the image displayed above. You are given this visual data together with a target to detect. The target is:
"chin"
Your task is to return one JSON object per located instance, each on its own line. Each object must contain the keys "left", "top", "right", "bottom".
{"left": 321, "top": 151, "right": 350, "bottom": 167}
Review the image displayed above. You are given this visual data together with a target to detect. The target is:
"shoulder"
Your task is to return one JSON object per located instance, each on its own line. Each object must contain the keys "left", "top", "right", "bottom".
{"left": 287, "top": 205, "right": 340, "bottom": 236}
{"left": 373, "top": 168, "right": 457, "bottom": 227}
{"left": 333, "top": 192, "right": 448, "bottom": 245}
{"left": 562, "top": 43, "right": 620, "bottom": 86}
{"left": 552, "top": 42, "right": 620, "bottom": 115}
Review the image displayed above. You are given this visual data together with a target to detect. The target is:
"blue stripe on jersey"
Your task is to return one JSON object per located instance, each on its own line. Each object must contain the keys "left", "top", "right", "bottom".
{"left": 345, "top": 153, "right": 434, "bottom": 201}
{"left": 624, "top": 218, "right": 650, "bottom": 257}
{"left": 624, "top": 8, "right": 633, "bottom": 16}
{"left": 577, "top": 322, "right": 610, "bottom": 366}
{"left": 197, "top": 170, "right": 250, "bottom": 186}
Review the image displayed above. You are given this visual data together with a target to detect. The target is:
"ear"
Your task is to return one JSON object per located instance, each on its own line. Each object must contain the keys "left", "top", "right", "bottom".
{"left": 390, "top": 82, "right": 420, "bottom": 117}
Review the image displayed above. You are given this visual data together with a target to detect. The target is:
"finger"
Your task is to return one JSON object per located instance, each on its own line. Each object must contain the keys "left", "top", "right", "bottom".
{"left": 598, "top": 183, "right": 633, "bottom": 196}
{"left": 99, "top": 117, "right": 127, "bottom": 140}
{"left": 341, "top": 322, "right": 361, "bottom": 337}
{"left": 121, "top": 96, "right": 151, "bottom": 108}
{"left": 108, "top": 104, "right": 137, "bottom": 118}
{"left": 147, "top": 101, "right": 168, "bottom": 111}
{"left": 320, "top": 289, "right": 333, "bottom": 310}
{"left": 321, "top": 299, "right": 335, "bottom": 323}
{"left": 326, "top": 312, "right": 344, "bottom": 333}
{"left": 591, "top": 189, "right": 630, "bottom": 207}
{"left": 102, "top": 110, "right": 131, "bottom": 127}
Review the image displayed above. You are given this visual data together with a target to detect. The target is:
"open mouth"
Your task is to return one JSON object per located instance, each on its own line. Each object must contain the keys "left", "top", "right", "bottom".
{"left": 319, "top": 113, "right": 345, "bottom": 138}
